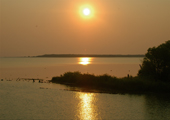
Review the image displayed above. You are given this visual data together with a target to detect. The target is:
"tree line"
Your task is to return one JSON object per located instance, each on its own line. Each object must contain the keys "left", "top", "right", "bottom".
{"left": 138, "top": 40, "right": 170, "bottom": 82}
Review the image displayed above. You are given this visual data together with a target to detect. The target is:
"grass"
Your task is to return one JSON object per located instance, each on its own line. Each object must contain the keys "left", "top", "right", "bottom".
{"left": 50, "top": 71, "right": 170, "bottom": 94}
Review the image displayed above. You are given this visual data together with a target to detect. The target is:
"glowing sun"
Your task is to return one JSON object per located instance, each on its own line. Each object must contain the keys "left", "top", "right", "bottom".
{"left": 83, "top": 8, "right": 91, "bottom": 16}
{"left": 79, "top": 5, "right": 94, "bottom": 19}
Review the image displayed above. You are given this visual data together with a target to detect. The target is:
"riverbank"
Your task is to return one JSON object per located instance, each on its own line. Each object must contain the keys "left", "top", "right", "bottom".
{"left": 50, "top": 72, "right": 170, "bottom": 94}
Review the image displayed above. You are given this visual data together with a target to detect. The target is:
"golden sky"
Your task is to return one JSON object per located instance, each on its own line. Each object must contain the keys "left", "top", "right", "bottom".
{"left": 1, "top": 0, "right": 170, "bottom": 57}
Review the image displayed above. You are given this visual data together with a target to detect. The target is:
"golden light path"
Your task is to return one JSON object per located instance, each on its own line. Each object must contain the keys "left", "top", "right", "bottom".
{"left": 79, "top": 57, "right": 92, "bottom": 65}
{"left": 77, "top": 93, "right": 98, "bottom": 120}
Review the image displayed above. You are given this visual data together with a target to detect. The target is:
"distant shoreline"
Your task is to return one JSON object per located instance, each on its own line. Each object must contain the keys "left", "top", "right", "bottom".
{"left": 36, "top": 54, "right": 145, "bottom": 58}
{"left": 0, "top": 54, "right": 145, "bottom": 58}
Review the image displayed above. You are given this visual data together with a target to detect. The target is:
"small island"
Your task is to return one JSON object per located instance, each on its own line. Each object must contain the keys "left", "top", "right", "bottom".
{"left": 36, "top": 54, "right": 145, "bottom": 58}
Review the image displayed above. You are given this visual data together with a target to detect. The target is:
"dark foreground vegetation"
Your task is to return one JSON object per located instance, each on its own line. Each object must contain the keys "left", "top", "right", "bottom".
{"left": 50, "top": 71, "right": 170, "bottom": 94}
{"left": 138, "top": 40, "right": 170, "bottom": 82}
{"left": 50, "top": 40, "right": 170, "bottom": 94}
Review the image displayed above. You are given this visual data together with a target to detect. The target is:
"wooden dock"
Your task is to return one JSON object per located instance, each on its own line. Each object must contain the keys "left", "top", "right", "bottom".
{"left": 16, "top": 78, "right": 44, "bottom": 83}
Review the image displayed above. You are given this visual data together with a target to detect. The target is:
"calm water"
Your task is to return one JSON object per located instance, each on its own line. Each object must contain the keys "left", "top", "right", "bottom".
{"left": 0, "top": 80, "right": 170, "bottom": 119}
{"left": 1, "top": 57, "right": 170, "bottom": 119}
{"left": 0, "top": 57, "right": 142, "bottom": 80}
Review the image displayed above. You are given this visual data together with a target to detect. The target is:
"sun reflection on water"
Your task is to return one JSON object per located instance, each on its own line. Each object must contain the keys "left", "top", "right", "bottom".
{"left": 78, "top": 57, "right": 92, "bottom": 65}
{"left": 77, "top": 92, "right": 98, "bottom": 120}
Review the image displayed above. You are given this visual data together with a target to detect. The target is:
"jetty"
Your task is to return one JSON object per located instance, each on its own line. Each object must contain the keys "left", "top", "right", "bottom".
{"left": 16, "top": 78, "right": 44, "bottom": 83}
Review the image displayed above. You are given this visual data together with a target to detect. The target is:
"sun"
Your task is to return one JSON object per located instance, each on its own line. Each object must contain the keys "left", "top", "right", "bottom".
{"left": 83, "top": 8, "right": 91, "bottom": 16}
{"left": 79, "top": 5, "right": 94, "bottom": 19}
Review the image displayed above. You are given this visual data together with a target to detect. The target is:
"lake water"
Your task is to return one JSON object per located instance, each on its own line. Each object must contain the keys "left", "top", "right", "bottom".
{"left": 1, "top": 57, "right": 170, "bottom": 119}
{"left": 1, "top": 80, "right": 170, "bottom": 119}
{"left": 0, "top": 57, "right": 142, "bottom": 80}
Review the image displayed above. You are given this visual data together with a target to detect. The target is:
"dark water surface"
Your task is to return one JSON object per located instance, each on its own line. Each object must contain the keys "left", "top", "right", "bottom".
{"left": 0, "top": 80, "right": 170, "bottom": 119}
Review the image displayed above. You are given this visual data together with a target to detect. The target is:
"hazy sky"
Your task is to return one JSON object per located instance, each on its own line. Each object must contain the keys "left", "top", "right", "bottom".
{"left": 0, "top": 0, "right": 170, "bottom": 57}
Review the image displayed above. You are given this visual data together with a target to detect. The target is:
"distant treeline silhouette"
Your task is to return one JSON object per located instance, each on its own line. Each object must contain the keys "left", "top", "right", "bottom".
{"left": 36, "top": 54, "right": 144, "bottom": 57}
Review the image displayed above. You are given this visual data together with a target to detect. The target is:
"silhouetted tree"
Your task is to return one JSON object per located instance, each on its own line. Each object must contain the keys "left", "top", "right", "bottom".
{"left": 138, "top": 40, "right": 170, "bottom": 82}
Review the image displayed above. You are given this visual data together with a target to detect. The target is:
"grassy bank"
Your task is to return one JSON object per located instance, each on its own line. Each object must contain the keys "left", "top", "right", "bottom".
{"left": 50, "top": 72, "right": 170, "bottom": 94}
